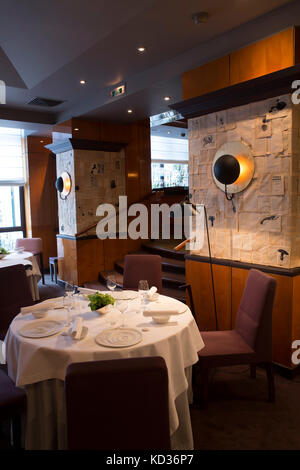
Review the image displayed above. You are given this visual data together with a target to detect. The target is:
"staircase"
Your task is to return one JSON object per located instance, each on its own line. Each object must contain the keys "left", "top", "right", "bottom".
{"left": 84, "top": 240, "right": 187, "bottom": 303}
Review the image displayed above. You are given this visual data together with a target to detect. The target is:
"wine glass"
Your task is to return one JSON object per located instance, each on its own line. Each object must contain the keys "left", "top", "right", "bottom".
{"left": 116, "top": 300, "right": 128, "bottom": 327}
{"left": 64, "top": 282, "right": 74, "bottom": 327}
{"left": 107, "top": 276, "right": 117, "bottom": 292}
{"left": 138, "top": 280, "right": 149, "bottom": 306}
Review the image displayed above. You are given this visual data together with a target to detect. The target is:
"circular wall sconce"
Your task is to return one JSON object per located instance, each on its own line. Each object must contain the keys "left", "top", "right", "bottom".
{"left": 212, "top": 141, "right": 254, "bottom": 200}
{"left": 55, "top": 171, "right": 72, "bottom": 199}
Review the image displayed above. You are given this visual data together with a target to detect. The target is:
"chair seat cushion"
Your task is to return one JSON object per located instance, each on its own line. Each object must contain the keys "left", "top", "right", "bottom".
{"left": 0, "top": 370, "right": 26, "bottom": 419}
{"left": 198, "top": 330, "right": 255, "bottom": 367}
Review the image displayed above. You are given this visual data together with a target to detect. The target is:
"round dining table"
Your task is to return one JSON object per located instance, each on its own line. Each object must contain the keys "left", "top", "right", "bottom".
{"left": 5, "top": 292, "right": 204, "bottom": 450}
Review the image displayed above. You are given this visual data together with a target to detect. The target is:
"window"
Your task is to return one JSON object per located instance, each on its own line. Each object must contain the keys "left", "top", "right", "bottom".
{"left": 0, "top": 127, "right": 26, "bottom": 250}
{"left": 151, "top": 133, "right": 189, "bottom": 189}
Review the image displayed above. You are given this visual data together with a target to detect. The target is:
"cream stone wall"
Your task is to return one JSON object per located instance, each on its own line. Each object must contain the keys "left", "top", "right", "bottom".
{"left": 56, "top": 148, "right": 126, "bottom": 237}
{"left": 188, "top": 94, "right": 300, "bottom": 268}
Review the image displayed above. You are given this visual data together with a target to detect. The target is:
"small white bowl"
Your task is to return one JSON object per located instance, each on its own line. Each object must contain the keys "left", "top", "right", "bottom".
{"left": 96, "top": 304, "right": 113, "bottom": 315}
{"left": 152, "top": 316, "right": 170, "bottom": 324}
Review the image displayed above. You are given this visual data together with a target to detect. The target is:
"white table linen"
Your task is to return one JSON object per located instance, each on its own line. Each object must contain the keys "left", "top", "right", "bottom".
{"left": 0, "top": 251, "right": 41, "bottom": 300}
{"left": 5, "top": 294, "right": 204, "bottom": 450}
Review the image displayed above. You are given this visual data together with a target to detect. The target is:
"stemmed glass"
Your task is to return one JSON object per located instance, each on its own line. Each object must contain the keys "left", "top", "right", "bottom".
{"left": 107, "top": 276, "right": 117, "bottom": 292}
{"left": 138, "top": 280, "right": 149, "bottom": 307}
{"left": 116, "top": 300, "right": 128, "bottom": 327}
{"left": 64, "top": 282, "right": 75, "bottom": 327}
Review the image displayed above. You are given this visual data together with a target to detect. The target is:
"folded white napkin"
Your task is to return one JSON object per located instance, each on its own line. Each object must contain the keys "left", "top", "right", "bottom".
{"left": 146, "top": 286, "right": 158, "bottom": 300}
{"left": 143, "top": 303, "right": 183, "bottom": 317}
{"left": 21, "top": 298, "right": 58, "bottom": 315}
{"left": 71, "top": 317, "right": 83, "bottom": 340}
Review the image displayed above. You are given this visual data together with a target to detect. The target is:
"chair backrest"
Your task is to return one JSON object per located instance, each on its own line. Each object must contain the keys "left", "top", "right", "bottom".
{"left": 65, "top": 356, "right": 170, "bottom": 450}
{"left": 0, "top": 264, "right": 33, "bottom": 340}
{"left": 123, "top": 254, "right": 162, "bottom": 293}
{"left": 235, "top": 269, "right": 277, "bottom": 361}
{"left": 15, "top": 238, "right": 42, "bottom": 255}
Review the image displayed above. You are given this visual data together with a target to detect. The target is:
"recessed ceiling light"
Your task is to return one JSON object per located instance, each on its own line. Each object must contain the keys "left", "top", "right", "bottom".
{"left": 137, "top": 47, "right": 146, "bottom": 53}
{"left": 74, "top": 128, "right": 79, "bottom": 131}
{"left": 80, "top": 80, "right": 86, "bottom": 85}
{"left": 164, "top": 96, "right": 171, "bottom": 101}
{"left": 127, "top": 109, "right": 133, "bottom": 114}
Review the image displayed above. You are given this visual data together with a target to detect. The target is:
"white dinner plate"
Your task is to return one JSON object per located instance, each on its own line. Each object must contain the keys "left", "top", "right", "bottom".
{"left": 110, "top": 291, "right": 139, "bottom": 300}
{"left": 19, "top": 320, "right": 65, "bottom": 338}
{"left": 95, "top": 328, "right": 142, "bottom": 348}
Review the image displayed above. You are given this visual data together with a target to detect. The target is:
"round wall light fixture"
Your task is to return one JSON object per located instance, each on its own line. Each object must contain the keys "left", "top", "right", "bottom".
{"left": 55, "top": 171, "right": 72, "bottom": 199}
{"left": 212, "top": 141, "right": 254, "bottom": 199}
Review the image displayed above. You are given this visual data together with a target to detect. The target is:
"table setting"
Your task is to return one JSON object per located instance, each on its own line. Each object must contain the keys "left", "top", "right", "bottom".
{"left": 4, "top": 282, "right": 204, "bottom": 450}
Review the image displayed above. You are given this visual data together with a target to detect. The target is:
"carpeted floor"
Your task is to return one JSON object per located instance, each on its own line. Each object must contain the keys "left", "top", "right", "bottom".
{"left": 2, "top": 277, "right": 300, "bottom": 450}
{"left": 191, "top": 365, "right": 300, "bottom": 450}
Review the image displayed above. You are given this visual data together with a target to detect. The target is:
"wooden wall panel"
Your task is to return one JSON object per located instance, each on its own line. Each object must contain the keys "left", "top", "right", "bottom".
{"left": 182, "top": 56, "right": 230, "bottom": 101}
{"left": 27, "top": 136, "right": 58, "bottom": 269}
{"left": 230, "top": 28, "right": 295, "bottom": 85}
{"left": 57, "top": 237, "right": 78, "bottom": 285}
{"left": 76, "top": 238, "right": 105, "bottom": 286}
{"left": 292, "top": 275, "right": 300, "bottom": 345}
{"left": 186, "top": 260, "right": 231, "bottom": 331}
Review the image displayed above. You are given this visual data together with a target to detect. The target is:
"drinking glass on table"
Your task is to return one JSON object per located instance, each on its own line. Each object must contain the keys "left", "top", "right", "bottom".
{"left": 107, "top": 276, "right": 117, "bottom": 292}
{"left": 138, "top": 280, "right": 149, "bottom": 306}
{"left": 116, "top": 300, "right": 128, "bottom": 327}
{"left": 64, "top": 282, "right": 75, "bottom": 326}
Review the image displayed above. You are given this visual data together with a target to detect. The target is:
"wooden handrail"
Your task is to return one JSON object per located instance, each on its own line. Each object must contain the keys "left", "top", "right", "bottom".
{"left": 75, "top": 190, "right": 164, "bottom": 237}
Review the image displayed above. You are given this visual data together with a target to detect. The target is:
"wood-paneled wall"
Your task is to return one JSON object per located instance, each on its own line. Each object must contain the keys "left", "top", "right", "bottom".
{"left": 186, "top": 258, "right": 300, "bottom": 368}
{"left": 182, "top": 27, "right": 300, "bottom": 101}
{"left": 27, "top": 136, "right": 58, "bottom": 268}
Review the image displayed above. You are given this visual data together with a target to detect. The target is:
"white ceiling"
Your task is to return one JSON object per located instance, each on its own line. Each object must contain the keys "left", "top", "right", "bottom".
{"left": 0, "top": 0, "right": 298, "bottom": 132}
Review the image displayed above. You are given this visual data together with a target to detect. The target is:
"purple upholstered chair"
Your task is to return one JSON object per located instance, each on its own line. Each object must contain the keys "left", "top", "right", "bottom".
{"left": 123, "top": 254, "right": 162, "bottom": 293}
{"left": 195, "top": 269, "right": 277, "bottom": 408}
{"left": 0, "top": 264, "right": 33, "bottom": 340}
{"left": 0, "top": 370, "right": 26, "bottom": 448}
{"left": 16, "top": 237, "right": 45, "bottom": 284}
{"left": 65, "top": 357, "right": 170, "bottom": 450}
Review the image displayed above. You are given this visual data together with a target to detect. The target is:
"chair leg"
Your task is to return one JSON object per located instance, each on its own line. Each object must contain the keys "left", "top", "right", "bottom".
{"left": 250, "top": 363, "right": 256, "bottom": 379}
{"left": 265, "top": 362, "right": 275, "bottom": 403}
{"left": 200, "top": 367, "right": 210, "bottom": 409}
{"left": 54, "top": 261, "right": 58, "bottom": 284}
{"left": 39, "top": 253, "right": 45, "bottom": 285}
{"left": 50, "top": 263, "right": 53, "bottom": 282}
{"left": 10, "top": 415, "right": 22, "bottom": 449}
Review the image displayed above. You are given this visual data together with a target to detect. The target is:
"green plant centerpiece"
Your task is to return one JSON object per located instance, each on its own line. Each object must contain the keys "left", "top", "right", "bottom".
{"left": 88, "top": 292, "right": 115, "bottom": 312}
{"left": 0, "top": 247, "right": 9, "bottom": 259}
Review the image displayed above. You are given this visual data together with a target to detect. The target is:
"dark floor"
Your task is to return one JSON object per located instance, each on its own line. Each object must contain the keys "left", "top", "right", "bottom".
{"left": 191, "top": 365, "right": 300, "bottom": 450}
{"left": 2, "top": 278, "right": 300, "bottom": 450}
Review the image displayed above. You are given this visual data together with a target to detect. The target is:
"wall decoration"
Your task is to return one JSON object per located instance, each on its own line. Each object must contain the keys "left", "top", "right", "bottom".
{"left": 188, "top": 93, "right": 300, "bottom": 268}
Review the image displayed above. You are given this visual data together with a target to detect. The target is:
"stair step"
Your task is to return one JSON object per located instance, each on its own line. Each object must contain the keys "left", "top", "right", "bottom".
{"left": 141, "top": 241, "right": 186, "bottom": 261}
{"left": 114, "top": 254, "right": 185, "bottom": 275}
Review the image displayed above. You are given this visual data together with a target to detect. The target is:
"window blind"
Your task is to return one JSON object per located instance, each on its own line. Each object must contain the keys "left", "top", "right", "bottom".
{"left": 0, "top": 127, "right": 24, "bottom": 184}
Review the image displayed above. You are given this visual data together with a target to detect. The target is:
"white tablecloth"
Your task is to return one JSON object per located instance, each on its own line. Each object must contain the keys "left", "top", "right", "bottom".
{"left": 5, "top": 294, "right": 204, "bottom": 450}
{"left": 0, "top": 251, "right": 41, "bottom": 300}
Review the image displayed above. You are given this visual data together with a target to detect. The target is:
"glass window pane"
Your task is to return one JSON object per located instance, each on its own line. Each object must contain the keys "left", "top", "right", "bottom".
{"left": 0, "top": 186, "right": 21, "bottom": 227}
{"left": 0, "top": 231, "right": 23, "bottom": 252}
{"left": 151, "top": 163, "right": 189, "bottom": 188}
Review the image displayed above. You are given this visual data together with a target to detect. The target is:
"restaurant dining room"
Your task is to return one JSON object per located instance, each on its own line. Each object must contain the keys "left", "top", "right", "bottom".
{"left": 2, "top": 0, "right": 300, "bottom": 458}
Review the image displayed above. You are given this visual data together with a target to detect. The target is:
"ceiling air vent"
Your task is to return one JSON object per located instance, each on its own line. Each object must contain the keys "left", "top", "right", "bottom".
{"left": 27, "top": 97, "right": 64, "bottom": 107}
